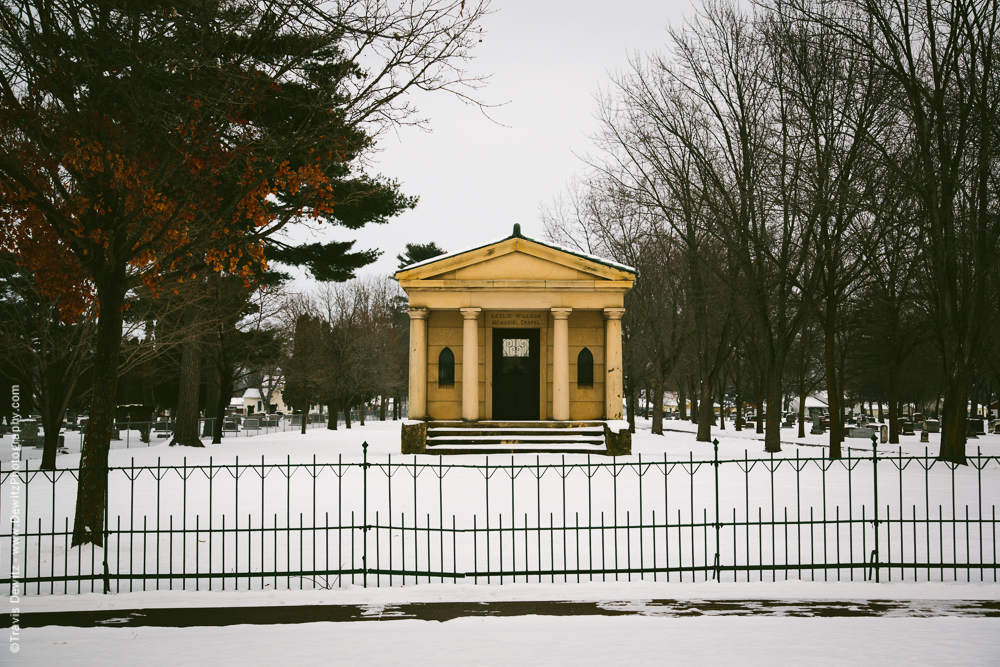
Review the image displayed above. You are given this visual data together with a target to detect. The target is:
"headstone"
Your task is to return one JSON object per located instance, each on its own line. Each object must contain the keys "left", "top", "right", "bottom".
{"left": 966, "top": 419, "right": 980, "bottom": 439}
{"left": 223, "top": 421, "right": 238, "bottom": 432}
{"left": 920, "top": 430, "right": 929, "bottom": 443}
{"left": 244, "top": 418, "right": 259, "bottom": 430}
{"left": 901, "top": 421, "right": 915, "bottom": 435}
{"left": 993, "top": 420, "right": 1000, "bottom": 434}
{"left": 969, "top": 418, "right": 986, "bottom": 435}
{"left": 18, "top": 419, "right": 39, "bottom": 448}
{"left": 848, "top": 427, "right": 874, "bottom": 439}
{"left": 880, "top": 425, "right": 888, "bottom": 444}
{"left": 924, "top": 419, "right": 940, "bottom": 433}
{"left": 913, "top": 413, "right": 924, "bottom": 423}
{"left": 811, "top": 414, "right": 825, "bottom": 435}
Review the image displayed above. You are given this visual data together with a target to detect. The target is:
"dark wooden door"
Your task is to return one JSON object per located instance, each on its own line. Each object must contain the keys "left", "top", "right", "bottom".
{"left": 492, "top": 329, "right": 540, "bottom": 420}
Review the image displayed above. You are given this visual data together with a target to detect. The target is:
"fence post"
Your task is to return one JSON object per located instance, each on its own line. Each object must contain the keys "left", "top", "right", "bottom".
{"left": 713, "top": 438, "right": 721, "bottom": 581}
{"left": 103, "top": 466, "right": 111, "bottom": 594}
{"left": 362, "top": 441, "right": 369, "bottom": 588}
{"left": 870, "top": 433, "right": 880, "bottom": 583}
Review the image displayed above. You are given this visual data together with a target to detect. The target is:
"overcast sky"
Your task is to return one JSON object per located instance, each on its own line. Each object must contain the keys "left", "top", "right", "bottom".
{"left": 283, "top": 1, "right": 694, "bottom": 282}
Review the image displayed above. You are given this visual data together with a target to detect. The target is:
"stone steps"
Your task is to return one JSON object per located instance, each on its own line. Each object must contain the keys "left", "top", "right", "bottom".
{"left": 424, "top": 421, "right": 608, "bottom": 454}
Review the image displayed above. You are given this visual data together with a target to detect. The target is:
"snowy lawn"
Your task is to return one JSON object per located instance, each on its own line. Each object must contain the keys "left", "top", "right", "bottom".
{"left": 6, "top": 424, "right": 999, "bottom": 666}
{"left": 10, "top": 616, "right": 1000, "bottom": 667}
{"left": 11, "top": 581, "right": 1000, "bottom": 666}
{"left": 4, "top": 418, "right": 1000, "bottom": 597}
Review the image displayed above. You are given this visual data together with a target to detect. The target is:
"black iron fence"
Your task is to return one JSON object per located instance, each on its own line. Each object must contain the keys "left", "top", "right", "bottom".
{"left": 2, "top": 440, "right": 997, "bottom": 595}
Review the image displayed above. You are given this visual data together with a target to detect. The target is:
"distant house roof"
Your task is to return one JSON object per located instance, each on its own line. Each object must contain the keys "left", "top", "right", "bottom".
{"left": 242, "top": 389, "right": 265, "bottom": 400}
{"left": 790, "top": 395, "right": 828, "bottom": 410}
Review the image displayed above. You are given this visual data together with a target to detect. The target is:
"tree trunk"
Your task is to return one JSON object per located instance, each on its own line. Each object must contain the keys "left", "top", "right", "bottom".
{"left": 764, "top": 365, "right": 783, "bottom": 452}
{"left": 734, "top": 372, "right": 743, "bottom": 432}
{"left": 327, "top": 401, "right": 338, "bottom": 430}
{"left": 344, "top": 403, "right": 352, "bottom": 429}
{"left": 379, "top": 394, "right": 386, "bottom": 421}
{"left": 39, "top": 372, "right": 76, "bottom": 470}
{"left": 696, "top": 380, "right": 713, "bottom": 442}
{"left": 752, "top": 370, "right": 765, "bottom": 434}
{"left": 212, "top": 368, "right": 231, "bottom": 445}
{"left": 823, "top": 325, "right": 843, "bottom": 459}
{"left": 888, "top": 357, "right": 900, "bottom": 445}
{"left": 171, "top": 303, "right": 205, "bottom": 448}
{"left": 40, "top": 423, "right": 61, "bottom": 470}
{"left": 202, "top": 349, "right": 220, "bottom": 439}
{"left": 798, "top": 387, "right": 807, "bottom": 439}
{"left": 678, "top": 378, "right": 687, "bottom": 420}
{"left": 359, "top": 401, "right": 366, "bottom": 426}
{"left": 690, "top": 378, "right": 699, "bottom": 425}
{"left": 718, "top": 379, "right": 726, "bottom": 430}
{"left": 938, "top": 363, "right": 968, "bottom": 464}
{"left": 651, "top": 378, "right": 664, "bottom": 436}
{"left": 72, "top": 277, "right": 125, "bottom": 548}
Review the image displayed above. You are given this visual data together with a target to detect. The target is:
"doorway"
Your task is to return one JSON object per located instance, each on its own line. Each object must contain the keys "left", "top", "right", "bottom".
{"left": 491, "top": 328, "right": 540, "bottom": 420}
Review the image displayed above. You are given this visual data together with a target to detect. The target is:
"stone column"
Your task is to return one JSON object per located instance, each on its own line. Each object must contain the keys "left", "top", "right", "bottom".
{"left": 604, "top": 308, "right": 625, "bottom": 420}
{"left": 407, "top": 308, "right": 429, "bottom": 420}
{"left": 460, "top": 308, "right": 481, "bottom": 421}
{"left": 551, "top": 308, "right": 572, "bottom": 421}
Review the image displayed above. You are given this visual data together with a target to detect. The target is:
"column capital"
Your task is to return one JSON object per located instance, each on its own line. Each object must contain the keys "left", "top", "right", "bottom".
{"left": 550, "top": 307, "right": 572, "bottom": 320}
{"left": 408, "top": 307, "right": 430, "bottom": 320}
{"left": 603, "top": 307, "right": 625, "bottom": 321}
{"left": 460, "top": 307, "right": 482, "bottom": 319}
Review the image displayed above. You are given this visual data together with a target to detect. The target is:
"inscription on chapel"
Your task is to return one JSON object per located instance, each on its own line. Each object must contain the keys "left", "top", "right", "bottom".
{"left": 489, "top": 311, "right": 545, "bottom": 328}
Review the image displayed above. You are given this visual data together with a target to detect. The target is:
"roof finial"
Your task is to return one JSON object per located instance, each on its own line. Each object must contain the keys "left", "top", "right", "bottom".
{"left": 512, "top": 223, "right": 522, "bottom": 238}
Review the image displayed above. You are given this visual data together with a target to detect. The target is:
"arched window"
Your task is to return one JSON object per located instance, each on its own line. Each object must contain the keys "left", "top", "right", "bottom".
{"left": 438, "top": 347, "right": 455, "bottom": 387}
{"left": 577, "top": 348, "right": 594, "bottom": 388}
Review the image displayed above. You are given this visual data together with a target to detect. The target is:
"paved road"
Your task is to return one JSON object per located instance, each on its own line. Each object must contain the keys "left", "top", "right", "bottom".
{"left": 5, "top": 598, "right": 999, "bottom": 628}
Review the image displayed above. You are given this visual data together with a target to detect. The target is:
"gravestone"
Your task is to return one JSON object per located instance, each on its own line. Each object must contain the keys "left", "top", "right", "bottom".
{"left": 244, "top": 418, "right": 259, "bottom": 430}
{"left": 924, "top": 419, "right": 940, "bottom": 433}
{"left": 810, "top": 415, "right": 825, "bottom": 435}
{"left": 880, "top": 425, "right": 888, "bottom": 444}
{"left": 223, "top": 421, "right": 238, "bottom": 432}
{"left": 18, "top": 419, "right": 39, "bottom": 448}
{"left": 901, "top": 421, "right": 915, "bottom": 435}
{"left": 847, "top": 427, "right": 874, "bottom": 439}
{"left": 920, "top": 429, "right": 929, "bottom": 443}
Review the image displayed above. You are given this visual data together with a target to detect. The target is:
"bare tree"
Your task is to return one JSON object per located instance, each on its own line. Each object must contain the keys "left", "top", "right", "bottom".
{"left": 787, "top": 0, "right": 1000, "bottom": 463}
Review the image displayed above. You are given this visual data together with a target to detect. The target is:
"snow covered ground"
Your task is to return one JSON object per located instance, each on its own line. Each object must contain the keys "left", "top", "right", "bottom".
{"left": 4, "top": 417, "right": 999, "bottom": 597}
{"left": 5, "top": 421, "right": 1000, "bottom": 665}
{"left": 10, "top": 581, "right": 1000, "bottom": 666}
{"left": 13, "top": 614, "right": 998, "bottom": 666}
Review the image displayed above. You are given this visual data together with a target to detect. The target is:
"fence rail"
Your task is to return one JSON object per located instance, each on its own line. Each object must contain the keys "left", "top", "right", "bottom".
{"left": 2, "top": 439, "right": 998, "bottom": 595}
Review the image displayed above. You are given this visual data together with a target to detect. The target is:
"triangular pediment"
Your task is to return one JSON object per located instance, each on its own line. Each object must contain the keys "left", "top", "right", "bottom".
{"left": 395, "top": 235, "right": 635, "bottom": 283}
